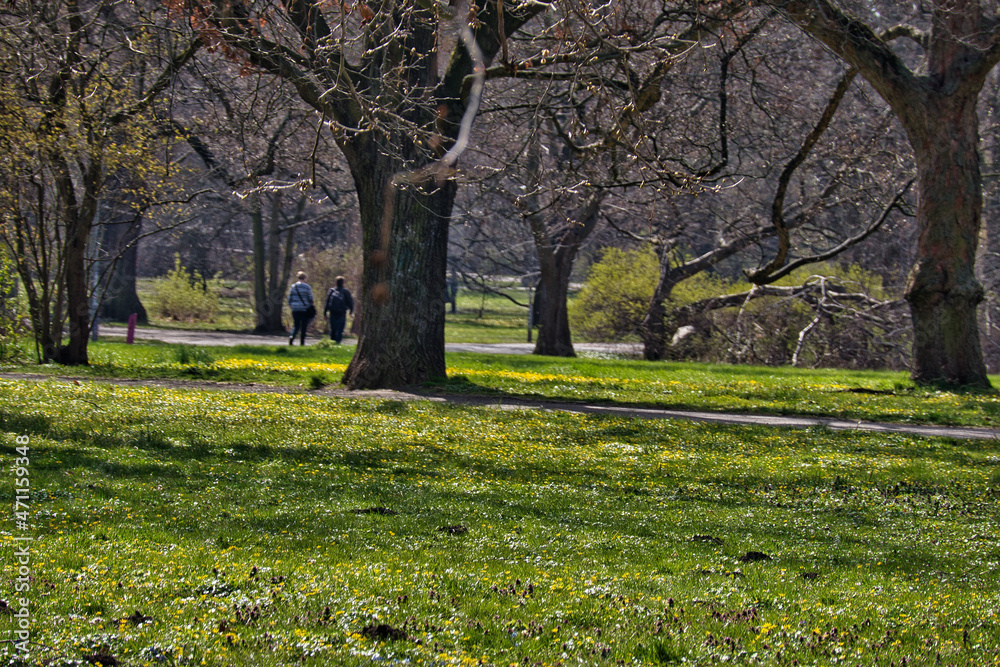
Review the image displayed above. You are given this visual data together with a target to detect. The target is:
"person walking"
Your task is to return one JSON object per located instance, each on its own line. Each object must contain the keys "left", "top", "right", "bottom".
{"left": 288, "top": 272, "right": 315, "bottom": 346}
{"left": 324, "top": 275, "right": 354, "bottom": 344}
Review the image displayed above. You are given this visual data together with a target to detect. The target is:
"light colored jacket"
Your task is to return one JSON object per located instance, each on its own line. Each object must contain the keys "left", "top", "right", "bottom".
{"left": 288, "top": 282, "right": 314, "bottom": 312}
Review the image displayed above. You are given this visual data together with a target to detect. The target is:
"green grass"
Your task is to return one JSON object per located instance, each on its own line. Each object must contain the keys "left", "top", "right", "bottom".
{"left": 438, "top": 353, "right": 1000, "bottom": 428}
{"left": 444, "top": 290, "right": 532, "bottom": 344}
{"left": 0, "top": 379, "right": 998, "bottom": 666}
{"left": 136, "top": 278, "right": 257, "bottom": 332}
{"left": 7, "top": 340, "right": 999, "bottom": 428}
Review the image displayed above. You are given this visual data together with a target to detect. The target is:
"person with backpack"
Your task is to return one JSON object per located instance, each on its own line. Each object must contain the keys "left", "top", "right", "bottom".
{"left": 288, "top": 272, "right": 315, "bottom": 346}
{"left": 324, "top": 276, "right": 354, "bottom": 344}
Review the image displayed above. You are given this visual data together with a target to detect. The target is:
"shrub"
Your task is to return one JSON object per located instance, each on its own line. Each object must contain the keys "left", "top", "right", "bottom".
{"left": 690, "top": 263, "right": 908, "bottom": 370}
{"left": 571, "top": 246, "right": 907, "bottom": 370}
{"left": 569, "top": 247, "right": 658, "bottom": 342}
{"left": 153, "top": 255, "right": 219, "bottom": 322}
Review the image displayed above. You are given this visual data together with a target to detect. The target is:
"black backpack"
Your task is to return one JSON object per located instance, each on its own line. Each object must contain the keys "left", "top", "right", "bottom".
{"left": 325, "top": 288, "right": 348, "bottom": 314}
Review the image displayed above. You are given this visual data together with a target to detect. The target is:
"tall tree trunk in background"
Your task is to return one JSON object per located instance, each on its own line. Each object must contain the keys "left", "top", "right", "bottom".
{"left": 529, "top": 193, "right": 603, "bottom": 357}
{"left": 268, "top": 194, "right": 299, "bottom": 331}
{"left": 532, "top": 264, "right": 575, "bottom": 357}
{"left": 251, "top": 190, "right": 268, "bottom": 332}
{"left": 253, "top": 191, "right": 297, "bottom": 334}
{"left": 99, "top": 219, "right": 148, "bottom": 324}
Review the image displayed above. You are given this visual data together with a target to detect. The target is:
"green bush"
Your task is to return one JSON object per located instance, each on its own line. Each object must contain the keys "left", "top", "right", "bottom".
{"left": 569, "top": 246, "right": 658, "bottom": 341}
{"left": 570, "top": 246, "right": 906, "bottom": 369}
{"left": 153, "top": 255, "right": 219, "bottom": 322}
{"left": 688, "top": 263, "right": 906, "bottom": 369}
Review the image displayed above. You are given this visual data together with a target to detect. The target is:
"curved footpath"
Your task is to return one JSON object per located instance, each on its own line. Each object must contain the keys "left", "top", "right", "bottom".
{"left": 14, "top": 325, "right": 995, "bottom": 442}
{"left": 97, "top": 325, "right": 641, "bottom": 356}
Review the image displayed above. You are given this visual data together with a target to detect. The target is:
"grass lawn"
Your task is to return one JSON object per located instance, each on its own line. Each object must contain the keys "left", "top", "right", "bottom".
{"left": 1, "top": 378, "right": 999, "bottom": 666}
{"left": 10, "top": 340, "right": 999, "bottom": 428}
{"left": 443, "top": 289, "right": 534, "bottom": 344}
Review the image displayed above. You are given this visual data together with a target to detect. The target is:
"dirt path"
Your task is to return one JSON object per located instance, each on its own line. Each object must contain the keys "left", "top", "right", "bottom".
{"left": 4, "top": 371, "right": 999, "bottom": 442}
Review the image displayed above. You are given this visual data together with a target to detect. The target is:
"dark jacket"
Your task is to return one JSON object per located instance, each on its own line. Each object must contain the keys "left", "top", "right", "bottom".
{"left": 324, "top": 287, "right": 354, "bottom": 316}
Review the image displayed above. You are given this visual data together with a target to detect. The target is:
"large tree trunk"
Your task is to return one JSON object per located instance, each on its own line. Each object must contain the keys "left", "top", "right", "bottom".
{"left": 340, "top": 146, "right": 453, "bottom": 388}
{"left": 57, "top": 221, "right": 91, "bottom": 365}
{"left": 905, "top": 93, "right": 988, "bottom": 387}
{"left": 533, "top": 250, "right": 576, "bottom": 357}
{"left": 99, "top": 219, "right": 148, "bottom": 324}
{"left": 53, "top": 154, "right": 95, "bottom": 366}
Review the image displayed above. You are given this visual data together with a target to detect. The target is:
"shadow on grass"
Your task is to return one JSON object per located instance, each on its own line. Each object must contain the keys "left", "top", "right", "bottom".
{"left": 0, "top": 410, "right": 53, "bottom": 438}
{"left": 7, "top": 385, "right": 993, "bottom": 581}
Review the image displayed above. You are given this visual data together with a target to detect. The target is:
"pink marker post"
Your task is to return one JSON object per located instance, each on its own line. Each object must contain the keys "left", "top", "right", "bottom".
{"left": 126, "top": 313, "right": 137, "bottom": 344}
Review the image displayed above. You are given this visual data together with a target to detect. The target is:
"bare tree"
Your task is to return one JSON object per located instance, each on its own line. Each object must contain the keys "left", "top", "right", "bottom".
{"left": 188, "top": 0, "right": 548, "bottom": 387}
{"left": 756, "top": 0, "right": 1000, "bottom": 388}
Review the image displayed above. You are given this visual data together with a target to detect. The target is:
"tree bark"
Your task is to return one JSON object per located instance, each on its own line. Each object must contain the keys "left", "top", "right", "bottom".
{"left": 766, "top": 0, "right": 1000, "bottom": 388}
{"left": 252, "top": 191, "right": 295, "bottom": 334}
{"left": 906, "top": 92, "right": 988, "bottom": 386}
{"left": 99, "top": 219, "right": 148, "bottom": 324}
{"left": 57, "top": 218, "right": 92, "bottom": 365}
{"left": 251, "top": 190, "right": 269, "bottom": 332}
{"left": 533, "top": 249, "right": 577, "bottom": 358}
{"left": 341, "top": 144, "right": 453, "bottom": 386}
{"left": 640, "top": 261, "right": 676, "bottom": 361}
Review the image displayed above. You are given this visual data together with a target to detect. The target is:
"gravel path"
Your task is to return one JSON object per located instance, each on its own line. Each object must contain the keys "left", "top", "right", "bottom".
{"left": 9, "top": 323, "right": 1000, "bottom": 442}
{"left": 435, "top": 395, "right": 1000, "bottom": 441}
